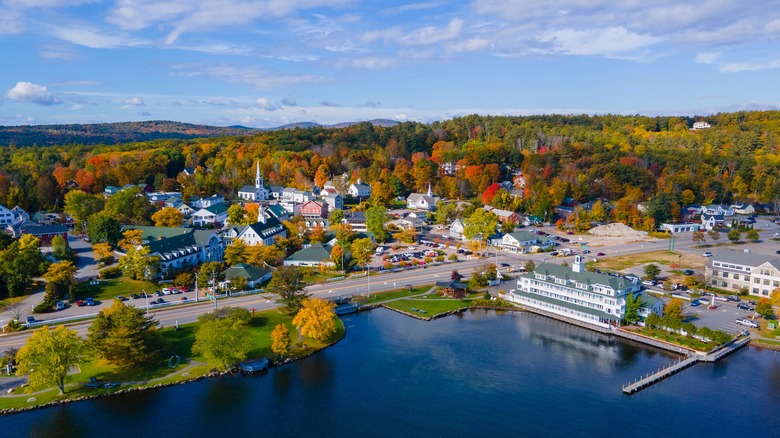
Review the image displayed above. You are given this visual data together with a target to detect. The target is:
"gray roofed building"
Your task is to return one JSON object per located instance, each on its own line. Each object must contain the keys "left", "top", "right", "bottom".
{"left": 224, "top": 215, "right": 286, "bottom": 246}
{"left": 706, "top": 249, "right": 780, "bottom": 297}
{"left": 225, "top": 263, "right": 272, "bottom": 288}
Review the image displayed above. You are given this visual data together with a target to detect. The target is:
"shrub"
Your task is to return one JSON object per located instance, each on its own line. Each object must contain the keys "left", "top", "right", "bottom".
{"left": 6, "top": 319, "right": 25, "bottom": 332}
{"left": 383, "top": 262, "right": 394, "bottom": 270}
{"left": 34, "top": 300, "right": 55, "bottom": 314}
{"left": 435, "top": 255, "right": 445, "bottom": 262}
{"left": 448, "top": 254, "right": 458, "bottom": 261}
{"left": 99, "top": 266, "right": 122, "bottom": 279}
{"left": 424, "top": 257, "right": 433, "bottom": 264}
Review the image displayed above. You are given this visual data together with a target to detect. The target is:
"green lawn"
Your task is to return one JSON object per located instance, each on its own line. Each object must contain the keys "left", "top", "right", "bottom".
{"left": 638, "top": 327, "right": 712, "bottom": 351}
{"left": 0, "top": 307, "right": 345, "bottom": 411}
{"left": 384, "top": 297, "right": 472, "bottom": 317}
{"left": 353, "top": 285, "right": 434, "bottom": 305}
{"left": 74, "top": 277, "right": 159, "bottom": 302}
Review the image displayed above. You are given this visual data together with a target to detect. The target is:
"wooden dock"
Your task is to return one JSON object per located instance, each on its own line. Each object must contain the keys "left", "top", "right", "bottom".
{"left": 622, "top": 356, "right": 699, "bottom": 395}
{"left": 699, "top": 335, "right": 751, "bottom": 362}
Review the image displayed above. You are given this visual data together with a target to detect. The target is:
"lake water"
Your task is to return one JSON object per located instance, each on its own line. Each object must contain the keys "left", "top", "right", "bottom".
{"left": 4, "top": 309, "right": 780, "bottom": 437}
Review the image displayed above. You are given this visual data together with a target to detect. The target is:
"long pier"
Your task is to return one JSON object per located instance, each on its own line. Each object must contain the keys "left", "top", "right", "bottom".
{"left": 622, "top": 356, "right": 699, "bottom": 395}
{"left": 622, "top": 335, "right": 751, "bottom": 395}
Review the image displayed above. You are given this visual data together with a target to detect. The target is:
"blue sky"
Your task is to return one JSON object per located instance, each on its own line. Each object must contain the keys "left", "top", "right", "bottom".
{"left": 2, "top": 0, "right": 780, "bottom": 128}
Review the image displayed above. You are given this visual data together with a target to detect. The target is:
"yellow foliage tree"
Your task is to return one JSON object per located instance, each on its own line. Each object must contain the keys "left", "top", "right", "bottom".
{"left": 151, "top": 207, "right": 184, "bottom": 227}
{"left": 92, "top": 242, "right": 114, "bottom": 263}
{"left": 271, "top": 323, "right": 291, "bottom": 356}
{"left": 118, "top": 229, "right": 144, "bottom": 251}
{"left": 224, "top": 238, "right": 248, "bottom": 266}
{"left": 292, "top": 298, "right": 337, "bottom": 342}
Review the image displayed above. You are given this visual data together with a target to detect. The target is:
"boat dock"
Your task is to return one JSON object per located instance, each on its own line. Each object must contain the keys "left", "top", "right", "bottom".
{"left": 622, "top": 335, "right": 751, "bottom": 395}
{"left": 622, "top": 356, "right": 699, "bottom": 395}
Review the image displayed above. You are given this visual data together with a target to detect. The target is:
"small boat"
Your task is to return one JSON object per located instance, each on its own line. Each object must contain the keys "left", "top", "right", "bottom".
{"left": 240, "top": 358, "right": 269, "bottom": 373}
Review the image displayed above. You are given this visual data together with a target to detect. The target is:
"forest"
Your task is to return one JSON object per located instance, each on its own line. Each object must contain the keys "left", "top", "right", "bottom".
{"left": 0, "top": 111, "right": 778, "bottom": 231}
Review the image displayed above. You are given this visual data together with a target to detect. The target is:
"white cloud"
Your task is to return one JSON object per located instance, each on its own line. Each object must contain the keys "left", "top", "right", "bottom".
{"left": 256, "top": 98, "right": 281, "bottom": 111}
{"left": 169, "top": 65, "right": 329, "bottom": 89}
{"left": 348, "top": 57, "right": 398, "bottom": 69}
{"left": 4, "top": 82, "right": 62, "bottom": 106}
{"left": 139, "top": 111, "right": 152, "bottom": 116}
{"left": 538, "top": 27, "right": 662, "bottom": 57}
{"left": 719, "top": 58, "right": 780, "bottom": 73}
{"left": 121, "top": 97, "right": 145, "bottom": 108}
{"left": 5, "top": 0, "right": 97, "bottom": 8}
{"left": 38, "top": 45, "right": 77, "bottom": 60}
{"left": 695, "top": 52, "right": 720, "bottom": 64}
{"left": 381, "top": 2, "right": 440, "bottom": 15}
{"left": 401, "top": 18, "right": 464, "bottom": 45}
{"left": 49, "top": 26, "right": 147, "bottom": 49}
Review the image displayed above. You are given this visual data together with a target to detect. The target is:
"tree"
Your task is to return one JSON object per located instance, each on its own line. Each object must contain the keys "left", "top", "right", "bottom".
{"left": 308, "top": 225, "right": 326, "bottom": 244}
{"left": 43, "top": 260, "right": 77, "bottom": 303}
{"left": 0, "top": 234, "right": 47, "bottom": 298}
{"left": 334, "top": 223, "right": 356, "bottom": 246}
{"left": 756, "top": 298, "right": 774, "bottom": 319}
{"left": 665, "top": 298, "right": 685, "bottom": 321}
{"left": 64, "top": 190, "right": 104, "bottom": 234}
{"left": 118, "top": 246, "right": 160, "bottom": 280}
{"left": 691, "top": 231, "right": 706, "bottom": 244}
{"left": 330, "top": 244, "right": 346, "bottom": 272}
{"left": 746, "top": 229, "right": 760, "bottom": 241}
{"left": 643, "top": 264, "right": 661, "bottom": 281}
{"left": 192, "top": 314, "right": 252, "bottom": 371}
{"left": 451, "top": 270, "right": 462, "bottom": 280}
{"left": 87, "top": 212, "right": 122, "bottom": 247}
{"left": 350, "top": 238, "right": 373, "bottom": 267}
{"left": 227, "top": 204, "right": 245, "bottom": 225}
{"left": 151, "top": 207, "right": 184, "bottom": 227}
{"left": 462, "top": 209, "right": 498, "bottom": 241}
{"left": 328, "top": 209, "right": 344, "bottom": 226}
{"left": 727, "top": 229, "right": 741, "bottom": 243}
{"left": 365, "top": 205, "right": 389, "bottom": 242}
{"left": 87, "top": 299, "right": 166, "bottom": 368}
{"left": 198, "top": 261, "right": 225, "bottom": 287}
{"left": 708, "top": 229, "right": 720, "bottom": 241}
{"left": 51, "top": 235, "right": 73, "bottom": 261}
{"left": 174, "top": 272, "right": 194, "bottom": 288}
{"left": 16, "top": 326, "right": 83, "bottom": 395}
{"left": 271, "top": 323, "right": 292, "bottom": 356}
{"left": 268, "top": 265, "right": 308, "bottom": 313}
{"left": 93, "top": 242, "right": 115, "bottom": 265}
{"left": 224, "top": 238, "right": 248, "bottom": 266}
{"left": 292, "top": 298, "right": 337, "bottom": 341}
{"left": 104, "top": 187, "right": 154, "bottom": 225}
{"left": 525, "top": 260, "right": 535, "bottom": 272}
{"left": 623, "top": 293, "right": 642, "bottom": 324}
{"left": 118, "top": 229, "right": 144, "bottom": 252}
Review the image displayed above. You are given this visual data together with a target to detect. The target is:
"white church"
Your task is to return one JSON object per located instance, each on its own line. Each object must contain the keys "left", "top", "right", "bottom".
{"left": 237, "top": 161, "right": 270, "bottom": 202}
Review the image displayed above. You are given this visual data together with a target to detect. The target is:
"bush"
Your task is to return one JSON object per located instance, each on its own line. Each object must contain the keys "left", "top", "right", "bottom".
{"left": 448, "top": 254, "right": 458, "bottom": 261}
{"left": 34, "top": 300, "right": 55, "bottom": 314}
{"left": 99, "top": 266, "right": 122, "bottom": 279}
{"left": 6, "top": 319, "right": 25, "bottom": 332}
{"left": 435, "top": 255, "right": 444, "bottom": 262}
{"left": 383, "top": 262, "right": 394, "bottom": 270}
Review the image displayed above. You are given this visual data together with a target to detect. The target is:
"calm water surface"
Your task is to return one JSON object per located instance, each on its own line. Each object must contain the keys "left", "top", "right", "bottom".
{"left": 4, "top": 309, "right": 780, "bottom": 437}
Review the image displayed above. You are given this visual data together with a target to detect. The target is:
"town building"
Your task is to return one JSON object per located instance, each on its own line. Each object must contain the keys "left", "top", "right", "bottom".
{"left": 143, "top": 229, "right": 225, "bottom": 276}
{"left": 498, "top": 231, "right": 555, "bottom": 253}
{"left": 224, "top": 263, "right": 272, "bottom": 289}
{"left": 406, "top": 184, "right": 440, "bottom": 210}
{"left": 191, "top": 203, "right": 228, "bottom": 228}
{"left": 701, "top": 214, "right": 725, "bottom": 230}
{"left": 659, "top": 223, "right": 702, "bottom": 234}
{"left": 347, "top": 181, "right": 371, "bottom": 199}
{"left": 705, "top": 249, "right": 780, "bottom": 297}
{"left": 692, "top": 121, "right": 711, "bottom": 130}
{"left": 342, "top": 211, "right": 368, "bottom": 232}
{"left": 448, "top": 218, "right": 465, "bottom": 239}
{"left": 18, "top": 224, "right": 69, "bottom": 246}
{"left": 237, "top": 161, "right": 270, "bottom": 202}
{"left": 301, "top": 200, "right": 328, "bottom": 219}
{"left": 284, "top": 244, "right": 334, "bottom": 268}
{"left": 0, "top": 204, "right": 16, "bottom": 226}
{"left": 322, "top": 193, "right": 344, "bottom": 211}
{"left": 505, "top": 256, "right": 643, "bottom": 329}
{"left": 224, "top": 214, "right": 287, "bottom": 246}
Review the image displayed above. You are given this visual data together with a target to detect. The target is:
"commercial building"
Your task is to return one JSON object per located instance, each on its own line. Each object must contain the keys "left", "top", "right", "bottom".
{"left": 706, "top": 249, "right": 780, "bottom": 297}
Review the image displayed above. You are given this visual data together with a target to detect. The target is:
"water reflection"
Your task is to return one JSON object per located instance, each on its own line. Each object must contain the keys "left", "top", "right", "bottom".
{"left": 28, "top": 406, "right": 85, "bottom": 438}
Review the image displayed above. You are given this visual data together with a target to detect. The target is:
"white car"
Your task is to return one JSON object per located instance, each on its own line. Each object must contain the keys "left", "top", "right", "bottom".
{"left": 735, "top": 318, "right": 758, "bottom": 328}
{"left": 702, "top": 252, "right": 713, "bottom": 257}
{"left": 162, "top": 287, "right": 171, "bottom": 295}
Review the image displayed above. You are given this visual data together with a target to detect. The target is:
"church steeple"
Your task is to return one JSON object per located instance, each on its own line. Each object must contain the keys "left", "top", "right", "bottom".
{"left": 427, "top": 183, "right": 432, "bottom": 197}
{"left": 255, "top": 160, "right": 263, "bottom": 189}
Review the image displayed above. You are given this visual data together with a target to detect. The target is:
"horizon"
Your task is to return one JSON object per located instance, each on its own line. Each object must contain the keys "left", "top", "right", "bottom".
{"left": 2, "top": 1, "right": 780, "bottom": 128}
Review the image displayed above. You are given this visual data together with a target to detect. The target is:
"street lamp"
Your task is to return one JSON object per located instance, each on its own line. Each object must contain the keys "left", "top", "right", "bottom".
{"left": 364, "top": 261, "right": 370, "bottom": 297}
{"left": 195, "top": 272, "right": 199, "bottom": 303}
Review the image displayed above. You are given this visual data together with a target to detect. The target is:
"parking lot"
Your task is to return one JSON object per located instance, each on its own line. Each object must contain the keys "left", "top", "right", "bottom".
{"left": 683, "top": 297, "right": 759, "bottom": 334}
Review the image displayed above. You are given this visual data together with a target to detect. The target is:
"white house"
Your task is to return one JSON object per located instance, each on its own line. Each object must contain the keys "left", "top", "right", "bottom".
{"left": 704, "top": 204, "right": 734, "bottom": 217}
{"left": 141, "top": 229, "right": 225, "bottom": 276}
{"left": 191, "top": 203, "right": 228, "bottom": 227}
{"left": 499, "top": 231, "right": 554, "bottom": 253}
{"left": 659, "top": 223, "right": 702, "bottom": 234}
{"left": 0, "top": 204, "right": 15, "bottom": 226}
{"left": 504, "top": 256, "right": 643, "bottom": 329}
{"left": 692, "top": 121, "right": 711, "bottom": 130}
{"left": 449, "top": 218, "right": 465, "bottom": 239}
{"left": 284, "top": 244, "right": 334, "bottom": 268}
{"left": 225, "top": 214, "right": 287, "bottom": 246}
{"left": 177, "top": 203, "right": 196, "bottom": 217}
{"left": 237, "top": 161, "right": 270, "bottom": 202}
{"left": 348, "top": 181, "right": 371, "bottom": 199}
{"left": 193, "top": 194, "right": 225, "bottom": 209}
{"left": 407, "top": 184, "right": 440, "bottom": 211}
{"left": 701, "top": 214, "right": 725, "bottom": 231}
{"left": 731, "top": 203, "right": 755, "bottom": 215}
{"left": 638, "top": 295, "right": 664, "bottom": 321}
{"left": 706, "top": 250, "right": 780, "bottom": 297}
{"left": 322, "top": 193, "right": 343, "bottom": 211}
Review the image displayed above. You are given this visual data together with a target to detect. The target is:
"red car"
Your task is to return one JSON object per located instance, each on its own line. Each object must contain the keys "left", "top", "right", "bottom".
{"left": 596, "top": 252, "right": 606, "bottom": 257}
{"left": 75, "top": 300, "right": 85, "bottom": 307}
{"left": 179, "top": 286, "right": 189, "bottom": 292}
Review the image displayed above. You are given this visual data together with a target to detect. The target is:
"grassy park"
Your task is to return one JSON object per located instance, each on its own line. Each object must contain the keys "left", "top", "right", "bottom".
{"left": 74, "top": 277, "right": 159, "bottom": 302}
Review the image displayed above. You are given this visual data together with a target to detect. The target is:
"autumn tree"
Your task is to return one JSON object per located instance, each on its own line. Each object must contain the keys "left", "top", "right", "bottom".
{"left": 727, "top": 229, "right": 741, "bottom": 243}
{"left": 118, "top": 246, "right": 160, "bottom": 280}
{"left": 268, "top": 265, "right": 308, "bottom": 313}
{"left": 227, "top": 204, "right": 246, "bottom": 225}
{"left": 87, "top": 212, "right": 122, "bottom": 247}
{"left": 224, "top": 238, "right": 248, "bottom": 266}
{"left": 462, "top": 208, "right": 498, "bottom": 241}
{"left": 292, "top": 297, "right": 337, "bottom": 341}
{"left": 87, "top": 299, "right": 166, "bottom": 368}
{"left": 746, "top": 229, "right": 759, "bottom": 241}
{"left": 16, "top": 326, "right": 84, "bottom": 395}
{"left": 365, "top": 205, "right": 389, "bottom": 243}
{"left": 330, "top": 244, "right": 346, "bottom": 272}
{"left": 665, "top": 298, "right": 685, "bottom": 321}
{"left": 192, "top": 310, "right": 252, "bottom": 371}
{"left": 350, "top": 238, "right": 373, "bottom": 267}
{"left": 0, "top": 234, "right": 47, "bottom": 298}
{"left": 308, "top": 225, "right": 326, "bottom": 244}
{"left": 756, "top": 298, "right": 774, "bottom": 319}
{"left": 104, "top": 186, "right": 154, "bottom": 225}
{"left": 481, "top": 182, "right": 501, "bottom": 205}
{"left": 43, "top": 260, "right": 78, "bottom": 303}
{"left": 692, "top": 231, "right": 706, "bottom": 244}
{"left": 64, "top": 190, "right": 104, "bottom": 234}
{"left": 92, "top": 242, "right": 115, "bottom": 265}
{"left": 118, "top": 229, "right": 144, "bottom": 251}
{"left": 246, "top": 244, "right": 284, "bottom": 267}
{"left": 151, "top": 207, "right": 184, "bottom": 227}
{"left": 271, "top": 323, "right": 292, "bottom": 356}
{"left": 708, "top": 230, "right": 720, "bottom": 241}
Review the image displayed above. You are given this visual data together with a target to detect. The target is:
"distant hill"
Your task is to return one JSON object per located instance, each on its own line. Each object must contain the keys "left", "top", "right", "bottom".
{"left": 0, "top": 121, "right": 258, "bottom": 147}
{"left": 0, "top": 118, "right": 402, "bottom": 147}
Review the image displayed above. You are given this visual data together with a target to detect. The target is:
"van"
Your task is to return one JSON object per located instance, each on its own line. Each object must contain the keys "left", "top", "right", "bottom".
{"left": 375, "top": 246, "right": 384, "bottom": 256}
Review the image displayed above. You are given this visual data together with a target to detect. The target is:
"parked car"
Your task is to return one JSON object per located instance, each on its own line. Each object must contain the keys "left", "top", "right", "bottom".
{"left": 130, "top": 293, "right": 140, "bottom": 299}
{"left": 27, "top": 316, "right": 36, "bottom": 325}
{"left": 596, "top": 252, "right": 606, "bottom": 257}
{"left": 114, "top": 295, "right": 125, "bottom": 301}
{"left": 642, "top": 280, "right": 656, "bottom": 287}
{"left": 75, "top": 299, "right": 85, "bottom": 307}
{"left": 162, "top": 287, "right": 171, "bottom": 295}
{"left": 737, "top": 303, "right": 754, "bottom": 311}
{"left": 735, "top": 318, "right": 759, "bottom": 328}
{"left": 500, "top": 262, "right": 511, "bottom": 267}
{"left": 86, "top": 297, "right": 95, "bottom": 306}
{"left": 726, "top": 295, "right": 741, "bottom": 302}
{"left": 155, "top": 291, "right": 163, "bottom": 297}
{"left": 179, "top": 287, "right": 189, "bottom": 293}
{"left": 56, "top": 301, "right": 66, "bottom": 311}
{"left": 683, "top": 269, "right": 694, "bottom": 275}
{"left": 690, "top": 300, "right": 701, "bottom": 307}
{"left": 702, "top": 252, "right": 713, "bottom": 257}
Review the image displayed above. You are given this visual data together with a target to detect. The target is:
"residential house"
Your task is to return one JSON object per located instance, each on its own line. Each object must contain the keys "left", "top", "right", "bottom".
{"left": 347, "top": 181, "right": 371, "bottom": 199}
{"left": 731, "top": 203, "right": 755, "bottom": 215}
{"left": 499, "top": 231, "right": 554, "bottom": 253}
{"left": 103, "top": 186, "right": 121, "bottom": 197}
{"left": 177, "top": 203, "right": 196, "bottom": 217}
{"left": 449, "top": 218, "right": 465, "bottom": 239}
{"left": 301, "top": 200, "right": 328, "bottom": 219}
{"left": 193, "top": 194, "right": 225, "bottom": 209}
{"left": 692, "top": 121, "right": 711, "bottom": 130}
{"left": 0, "top": 204, "right": 16, "bottom": 226}
{"left": 406, "top": 184, "right": 440, "bottom": 211}
{"left": 638, "top": 295, "right": 664, "bottom": 321}
{"left": 484, "top": 206, "right": 519, "bottom": 224}
{"left": 265, "top": 203, "right": 290, "bottom": 222}
{"left": 342, "top": 211, "right": 368, "bottom": 232}
{"left": 322, "top": 193, "right": 344, "bottom": 211}
{"left": 504, "top": 256, "right": 643, "bottom": 329}
{"left": 701, "top": 214, "right": 725, "bottom": 231}
{"left": 284, "top": 244, "right": 334, "bottom": 268}
{"left": 268, "top": 185, "right": 284, "bottom": 199}
{"left": 706, "top": 250, "right": 780, "bottom": 297}
{"left": 224, "top": 263, "right": 272, "bottom": 289}
{"left": 659, "top": 223, "right": 702, "bottom": 234}
{"left": 224, "top": 214, "right": 286, "bottom": 246}
{"left": 237, "top": 161, "right": 270, "bottom": 202}
{"left": 522, "top": 215, "right": 544, "bottom": 227}
{"left": 19, "top": 224, "right": 69, "bottom": 246}
{"left": 704, "top": 204, "right": 734, "bottom": 217}
{"left": 191, "top": 203, "right": 228, "bottom": 228}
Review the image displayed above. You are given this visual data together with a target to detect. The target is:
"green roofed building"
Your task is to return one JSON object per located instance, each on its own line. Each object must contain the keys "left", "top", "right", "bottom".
{"left": 506, "top": 255, "right": 644, "bottom": 329}
{"left": 121, "top": 225, "right": 225, "bottom": 277}
{"left": 224, "top": 263, "right": 272, "bottom": 288}
{"left": 283, "top": 244, "right": 334, "bottom": 268}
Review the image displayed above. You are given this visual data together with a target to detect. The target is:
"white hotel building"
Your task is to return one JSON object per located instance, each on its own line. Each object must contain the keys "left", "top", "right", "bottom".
{"left": 505, "top": 256, "right": 643, "bottom": 329}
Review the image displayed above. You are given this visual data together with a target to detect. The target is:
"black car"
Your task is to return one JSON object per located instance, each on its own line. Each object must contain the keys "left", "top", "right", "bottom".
{"left": 737, "top": 303, "right": 754, "bottom": 311}
{"left": 155, "top": 291, "right": 163, "bottom": 297}
{"left": 683, "top": 269, "right": 694, "bottom": 275}
{"left": 130, "top": 293, "right": 140, "bottom": 299}
{"left": 500, "top": 262, "right": 511, "bottom": 267}
{"left": 582, "top": 250, "right": 590, "bottom": 254}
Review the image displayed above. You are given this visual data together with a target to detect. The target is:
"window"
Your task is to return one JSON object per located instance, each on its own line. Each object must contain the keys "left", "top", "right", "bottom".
{"left": 764, "top": 279, "right": 770, "bottom": 286}
{"left": 722, "top": 272, "right": 728, "bottom": 277}
{"left": 721, "top": 281, "right": 728, "bottom": 287}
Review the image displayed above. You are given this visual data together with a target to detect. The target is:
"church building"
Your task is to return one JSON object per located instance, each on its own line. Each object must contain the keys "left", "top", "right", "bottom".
{"left": 237, "top": 161, "right": 270, "bottom": 202}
